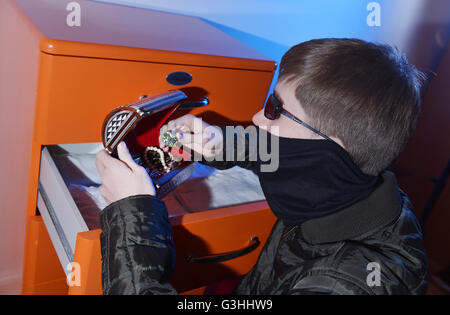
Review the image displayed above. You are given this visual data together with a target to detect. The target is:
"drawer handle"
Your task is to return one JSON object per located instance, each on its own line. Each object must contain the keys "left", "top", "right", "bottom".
{"left": 185, "top": 237, "right": 260, "bottom": 264}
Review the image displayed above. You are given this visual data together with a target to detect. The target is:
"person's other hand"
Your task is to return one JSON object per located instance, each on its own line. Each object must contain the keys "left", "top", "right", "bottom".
{"left": 159, "top": 114, "right": 223, "bottom": 158}
{"left": 96, "top": 141, "right": 156, "bottom": 205}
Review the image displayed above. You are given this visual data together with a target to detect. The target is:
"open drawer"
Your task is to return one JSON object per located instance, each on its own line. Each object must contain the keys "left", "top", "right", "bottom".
{"left": 37, "top": 142, "right": 277, "bottom": 294}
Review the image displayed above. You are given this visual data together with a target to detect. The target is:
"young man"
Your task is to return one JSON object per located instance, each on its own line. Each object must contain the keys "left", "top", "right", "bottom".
{"left": 95, "top": 38, "right": 429, "bottom": 295}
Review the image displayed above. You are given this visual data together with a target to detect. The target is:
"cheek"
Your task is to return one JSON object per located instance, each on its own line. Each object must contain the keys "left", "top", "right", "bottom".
{"left": 252, "top": 109, "right": 272, "bottom": 130}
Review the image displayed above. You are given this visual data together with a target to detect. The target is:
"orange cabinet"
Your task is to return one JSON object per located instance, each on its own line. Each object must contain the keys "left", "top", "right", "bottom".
{"left": 11, "top": 0, "right": 277, "bottom": 294}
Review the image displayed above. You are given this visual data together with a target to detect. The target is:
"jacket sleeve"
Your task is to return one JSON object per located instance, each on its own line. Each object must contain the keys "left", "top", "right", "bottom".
{"left": 289, "top": 274, "right": 372, "bottom": 295}
{"left": 99, "top": 194, "right": 177, "bottom": 295}
{"left": 198, "top": 125, "right": 259, "bottom": 172}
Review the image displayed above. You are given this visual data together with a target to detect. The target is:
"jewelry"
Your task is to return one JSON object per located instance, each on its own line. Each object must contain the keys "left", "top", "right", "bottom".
{"left": 161, "top": 130, "right": 179, "bottom": 148}
{"left": 142, "top": 146, "right": 178, "bottom": 177}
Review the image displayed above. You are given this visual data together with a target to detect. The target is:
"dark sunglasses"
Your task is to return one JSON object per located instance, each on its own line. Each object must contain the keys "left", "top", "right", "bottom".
{"left": 264, "top": 93, "right": 334, "bottom": 142}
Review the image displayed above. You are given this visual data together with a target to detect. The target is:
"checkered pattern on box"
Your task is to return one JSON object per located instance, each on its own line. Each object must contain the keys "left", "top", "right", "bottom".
{"left": 105, "top": 110, "right": 131, "bottom": 142}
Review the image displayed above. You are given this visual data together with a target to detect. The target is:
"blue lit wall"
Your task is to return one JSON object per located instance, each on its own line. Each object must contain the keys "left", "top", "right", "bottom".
{"left": 96, "top": 1, "right": 372, "bottom": 59}
{"left": 94, "top": 0, "right": 449, "bottom": 90}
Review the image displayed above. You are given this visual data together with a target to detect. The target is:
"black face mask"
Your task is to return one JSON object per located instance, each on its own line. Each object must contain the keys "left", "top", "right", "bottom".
{"left": 254, "top": 128, "right": 380, "bottom": 227}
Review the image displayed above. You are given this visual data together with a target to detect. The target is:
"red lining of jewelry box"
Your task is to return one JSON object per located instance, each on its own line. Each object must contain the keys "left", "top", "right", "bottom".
{"left": 124, "top": 105, "right": 184, "bottom": 157}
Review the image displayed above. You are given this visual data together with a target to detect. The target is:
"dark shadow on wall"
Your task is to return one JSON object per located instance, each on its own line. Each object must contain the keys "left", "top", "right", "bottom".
{"left": 401, "top": 0, "right": 450, "bottom": 93}
{"left": 390, "top": 45, "right": 450, "bottom": 295}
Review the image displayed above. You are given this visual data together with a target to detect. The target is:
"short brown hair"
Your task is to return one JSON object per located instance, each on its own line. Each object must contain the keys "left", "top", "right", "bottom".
{"left": 279, "top": 38, "right": 425, "bottom": 176}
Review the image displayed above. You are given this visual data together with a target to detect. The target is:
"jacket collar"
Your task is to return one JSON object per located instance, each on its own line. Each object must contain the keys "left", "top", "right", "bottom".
{"left": 300, "top": 171, "right": 402, "bottom": 245}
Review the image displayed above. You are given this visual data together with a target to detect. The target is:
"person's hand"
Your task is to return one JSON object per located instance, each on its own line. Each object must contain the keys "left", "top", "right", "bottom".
{"left": 95, "top": 141, "right": 156, "bottom": 205}
{"left": 159, "top": 114, "right": 223, "bottom": 158}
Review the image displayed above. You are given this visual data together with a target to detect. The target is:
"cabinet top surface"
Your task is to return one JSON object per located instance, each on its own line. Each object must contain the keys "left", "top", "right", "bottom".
{"left": 15, "top": 0, "right": 273, "bottom": 63}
